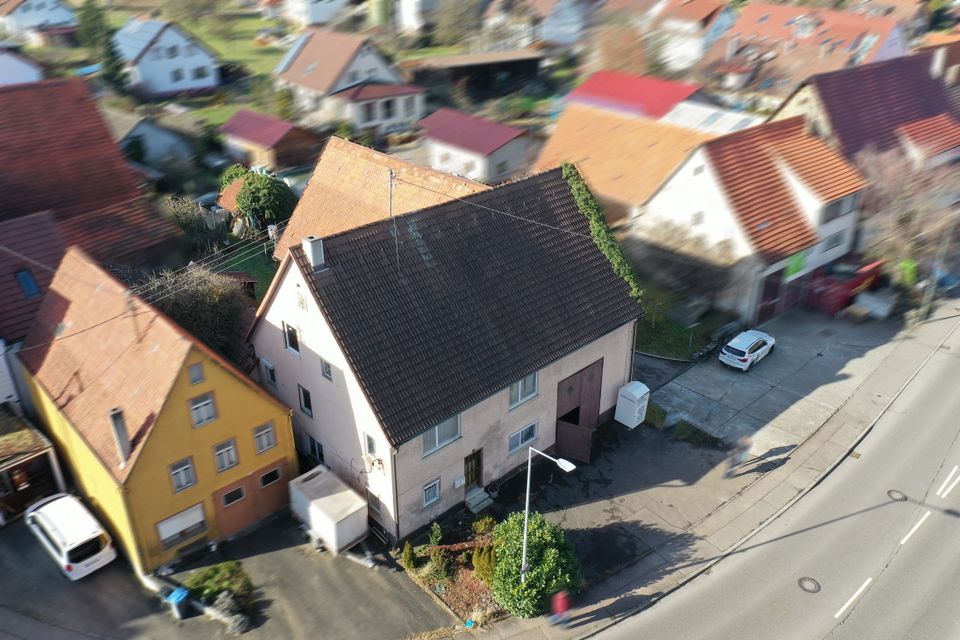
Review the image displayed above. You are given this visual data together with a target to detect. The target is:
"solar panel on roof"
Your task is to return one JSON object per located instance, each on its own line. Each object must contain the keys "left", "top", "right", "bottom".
{"left": 274, "top": 33, "right": 310, "bottom": 75}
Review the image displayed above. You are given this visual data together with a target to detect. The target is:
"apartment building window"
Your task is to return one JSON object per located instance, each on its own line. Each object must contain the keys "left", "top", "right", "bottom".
{"left": 508, "top": 422, "right": 538, "bottom": 453}
{"left": 222, "top": 487, "right": 245, "bottom": 507}
{"left": 189, "top": 393, "right": 216, "bottom": 426}
{"left": 188, "top": 363, "right": 204, "bottom": 384}
{"left": 167, "top": 45, "right": 179, "bottom": 58}
{"left": 298, "top": 384, "right": 313, "bottom": 417}
{"left": 254, "top": 423, "right": 276, "bottom": 454}
{"left": 509, "top": 372, "right": 538, "bottom": 408}
{"left": 261, "top": 468, "right": 281, "bottom": 488}
{"left": 170, "top": 458, "right": 196, "bottom": 492}
{"left": 365, "top": 433, "right": 377, "bottom": 457}
{"left": 192, "top": 66, "right": 209, "bottom": 80}
{"left": 423, "top": 479, "right": 440, "bottom": 507}
{"left": 284, "top": 322, "right": 300, "bottom": 354}
{"left": 261, "top": 358, "right": 277, "bottom": 386}
{"left": 422, "top": 415, "right": 460, "bottom": 456}
{"left": 306, "top": 434, "right": 323, "bottom": 462}
{"left": 214, "top": 439, "right": 239, "bottom": 472}
{"left": 170, "top": 68, "right": 184, "bottom": 82}
{"left": 321, "top": 358, "right": 332, "bottom": 380}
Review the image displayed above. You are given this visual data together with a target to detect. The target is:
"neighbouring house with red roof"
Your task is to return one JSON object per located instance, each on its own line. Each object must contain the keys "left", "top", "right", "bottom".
{"left": 219, "top": 109, "right": 323, "bottom": 170}
{"left": 772, "top": 52, "right": 960, "bottom": 168}
{"left": 112, "top": 17, "right": 219, "bottom": 97}
{"left": 654, "top": 0, "right": 736, "bottom": 71}
{"left": 418, "top": 108, "right": 535, "bottom": 183}
{"left": 0, "top": 0, "right": 76, "bottom": 44}
{"left": 274, "top": 29, "right": 426, "bottom": 134}
{"left": 0, "top": 79, "right": 180, "bottom": 266}
{"left": 483, "top": 0, "right": 592, "bottom": 47}
{"left": 699, "top": 4, "right": 908, "bottom": 110}
{"left": 636, "top": 117, "right": 866, "bottom": 322}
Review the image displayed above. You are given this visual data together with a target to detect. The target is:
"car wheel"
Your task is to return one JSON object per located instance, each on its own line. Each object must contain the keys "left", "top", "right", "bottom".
{"left": 769, "top": 344, "right": 775, "bottom": 355}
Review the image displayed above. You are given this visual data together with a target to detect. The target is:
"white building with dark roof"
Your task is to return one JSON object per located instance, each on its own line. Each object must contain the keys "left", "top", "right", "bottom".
{"left": 112, "top": 18, "right": 219, "bottom": 97}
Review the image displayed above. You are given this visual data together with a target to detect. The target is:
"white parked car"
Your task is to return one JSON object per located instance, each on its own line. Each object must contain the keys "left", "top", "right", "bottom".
{"left": 719, "top": 329, "right": 775, "bottom": 371}
{"left": 25, "top": 493, "right": 117, "bottom": 580}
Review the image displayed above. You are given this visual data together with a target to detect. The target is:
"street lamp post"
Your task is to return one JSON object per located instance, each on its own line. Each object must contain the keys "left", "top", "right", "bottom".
{"left": 521, "top": 446, "right": 577, "bottom": 583}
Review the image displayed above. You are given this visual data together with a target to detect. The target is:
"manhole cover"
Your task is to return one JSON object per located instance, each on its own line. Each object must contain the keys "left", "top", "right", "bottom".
{"left": 799, "top": 577, "right": 822, "bottom": 593}
{"left": 887, "top": 489, "right": 908, "bottom": 502}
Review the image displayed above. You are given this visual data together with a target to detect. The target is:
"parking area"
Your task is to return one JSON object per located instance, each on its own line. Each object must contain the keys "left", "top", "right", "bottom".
{"left": 651, "top": 309, "right": 903, "bottom": 454}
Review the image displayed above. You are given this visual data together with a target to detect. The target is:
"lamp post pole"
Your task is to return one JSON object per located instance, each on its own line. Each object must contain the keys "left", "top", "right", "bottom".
{"left": 521, "top": 446, "right": 576, "bottom": 583}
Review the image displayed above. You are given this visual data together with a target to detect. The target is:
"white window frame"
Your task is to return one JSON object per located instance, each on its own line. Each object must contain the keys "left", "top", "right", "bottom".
{"left": 365, "top": 433, "right": 376, "bottom": 456}
{"left": 423, "top": 479, "right": 440, "bottom": 507}
{"left": 261, "top": 358, "right": 277, "bottom": 387}
{"left": 156, "top": 503, "right": 206, "bottom": 549}
{"left": 214, "top": 439, "right": 239, "bottom": 472}
{"left": 254, "top": 423, "right": 276, "bottom": 454}
{"left": 509, "top": 372, "right": 538, "bottom": 408}
{"left": 188, "top": 363, "right": 204, "bottom": 385}
{"left": 508, "top": 421, "right": 538, "bottom": 453}
{"left": 283, "top": 322, "right": 300, "bottom": 355}
{"left": 421, "top": 415, "right": 460, "bottom": 456}
{"left": 298, "top": 384, "right": 313, "bottom": 417}
{"left": 321, "top": 358, "right": 333, "bottom": 380}
{"left": 170, "top": 458, "right": 196, "bottom": 493}
{"left": 189, "top": 393, "right": 216, "bottom": 427}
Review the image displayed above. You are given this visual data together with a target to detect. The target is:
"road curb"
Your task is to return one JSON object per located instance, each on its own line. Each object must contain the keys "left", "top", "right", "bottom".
{"left": 574, "top": 312, "right": 960, "bottom": 640}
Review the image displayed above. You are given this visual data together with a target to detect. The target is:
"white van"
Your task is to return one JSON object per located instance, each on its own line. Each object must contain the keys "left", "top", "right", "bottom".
{"left": 25, "top": 493, "right": 117, "bottom": 580}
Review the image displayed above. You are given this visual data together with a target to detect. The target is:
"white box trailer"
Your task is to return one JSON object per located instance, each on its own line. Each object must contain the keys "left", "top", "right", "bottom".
{"left": 289, "top": 466, "right": 368, "bottom": 556}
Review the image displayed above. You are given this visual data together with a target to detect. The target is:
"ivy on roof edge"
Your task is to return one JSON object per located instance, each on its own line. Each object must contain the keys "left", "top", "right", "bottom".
{"left": 561, "top": 162, "right": 644, "bottom": 303}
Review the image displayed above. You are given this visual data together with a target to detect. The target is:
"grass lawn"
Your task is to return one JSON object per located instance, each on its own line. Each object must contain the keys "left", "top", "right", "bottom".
{"left": 182, "top": 99, "right": 248, "bottom": 127}
{"left": 227, "top": 246, "right": 279, "bottom": 302}
{"left": 395, "top": 45, "right": 465, "bottom": 61}
{"left": 633, "top": 286, "right": 735, "bottom": 361}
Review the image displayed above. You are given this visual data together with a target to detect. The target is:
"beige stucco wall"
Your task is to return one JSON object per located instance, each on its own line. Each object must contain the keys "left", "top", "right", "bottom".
{"left": 770, "top": 86, "right": 836, "bottom": 148}
{"left": 392, "top": 320, "right": 636, "bottom": 538}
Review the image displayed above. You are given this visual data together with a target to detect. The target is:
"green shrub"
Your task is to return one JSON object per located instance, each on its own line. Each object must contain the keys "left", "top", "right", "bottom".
{"left": 562, "top": 163, "right": 643, "bottom": 302}
{"left": 472, "top": 515, "right": 497, "bottom": 537}
{"left": 429, "top": 521, "right": 443, "bottom": 546}
{"left": 184, "top": 560, "right": 253, "bottom": 607}
{"left": 645, "top": 402, "right": 668, "bottom": 429}
{"left": 220, "top": 163, "right": 249, "bottom": 189}
{"left": 491, "top": 512, "right": 580, "bottom": 618}
{"left": 401, "top": 541, "right": 416, "bottom": 570}
{"left": 472, "top": 544, "right": 496, "bottom": 584}
{"left": 426, "top": 548, "right": 453, "bottom": 584}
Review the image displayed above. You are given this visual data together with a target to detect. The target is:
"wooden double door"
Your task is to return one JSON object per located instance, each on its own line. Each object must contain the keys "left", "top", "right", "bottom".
{"left": 555, "top": 359, "right": 603, "bottom": 464}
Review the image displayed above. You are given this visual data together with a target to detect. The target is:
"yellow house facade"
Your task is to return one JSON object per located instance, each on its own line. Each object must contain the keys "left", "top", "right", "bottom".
{"left": 20, "top": 248, "right": 297, "bottom": 575}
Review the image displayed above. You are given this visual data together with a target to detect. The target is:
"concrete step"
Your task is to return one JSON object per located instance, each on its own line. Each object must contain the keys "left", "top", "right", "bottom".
{"left": 465, "top": 488, "right": 493, "bottom": 513}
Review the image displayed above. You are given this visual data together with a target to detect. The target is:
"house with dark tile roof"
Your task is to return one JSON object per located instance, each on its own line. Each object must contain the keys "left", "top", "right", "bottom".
{"left": 638, "top": 117, "right": 865, "bottom": 323}
{"left": 112, "top": 17, "right": 219, "bottom": 97}
{"left": 772, "top": 52, "right": 960, "bottom": 167}
{"left": 248, "top": 168, "right": 643, "bottom": 540}
{"left": 273, "top": 29, "right": 425, "bottom": 134}
{"left": 19, "top": 247, "right": 298, "bottom": 574}
{"left": 418, "top": 108, "right": 534, "bottom": 183}
{"left": 219, "top": 109, "right": 323, "bottom": 170}
{"left": 99, "top": 105, "right": 195, "bottom": 170}
{"left": 0, "top": 79, "right": 180, "bottom": 264}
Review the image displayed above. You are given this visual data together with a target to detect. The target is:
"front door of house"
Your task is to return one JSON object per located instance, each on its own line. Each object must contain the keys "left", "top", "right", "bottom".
{"left": 464, "top": 449, "right": 483, "bottom": 491}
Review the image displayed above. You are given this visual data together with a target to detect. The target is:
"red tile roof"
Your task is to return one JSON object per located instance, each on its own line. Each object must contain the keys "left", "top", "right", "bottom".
{"left": 897, "top": 113, "right": 960, "bottom": 157}
{"left": 419, "top": 108, "right": 526, "bottom": 156}
{"left": 660, "top": 0, "right": 725, "bottom": 24}
{"left": 218, "top": 177, "right": 245, "bottom": 212}
{"left": 0, "top": 212, "right": 66, "bottom": 342}
{"left": 19, "top": 247, "right": 286, "bottom": 483}
{"left": 274, "top": 29, "right": 368, "bottom": 96}
{"left": 0, "top": 0, "right": 26, "bottom": 16}
{"left": 330, "top": 81, "right": 426, "bottom": 101}
{"left": 219, "top": 109, "right": 296, "bottom": 148}
{"left": 705, "top": 117, "right": 865, "bottom": 263}
{"left": 568, "top": 71, "right": 701, "bottom": 118}
{"left": 802, "top": 52, "right": 957, "bottom": 159}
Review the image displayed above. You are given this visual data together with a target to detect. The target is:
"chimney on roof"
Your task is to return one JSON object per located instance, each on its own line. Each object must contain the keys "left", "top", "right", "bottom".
{"left": 726, "top": 35, "right": 740, "bottom": 61}
{"left": 931, "top": 46, "right": 947, "bottom": 79}
{"left": 109, "top": 408, "right": 131, "bottom": 467}
{"left": 302, "top": 236, "right": 326, "bottom": 270}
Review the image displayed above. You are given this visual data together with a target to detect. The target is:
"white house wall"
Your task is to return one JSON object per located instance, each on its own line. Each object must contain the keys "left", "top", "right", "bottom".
{"left": 541, "top": 0, "right": 586, "bottom": 46}
{"left": 284, "top": 0, "right": 349, "bottom": 26}
{"left": 392, "top": 321, "right": 636, "bottom": 538}
{"left": 340, "top": 92, "right": 424, "bottom": 133}
{"left": 0, "top": 53, "right": 41, "bottom": 85}
{"left": 250, "top": 260, "right": 398, "bottom": 533}
{"left": 128, "top": 120, "right": 193, "bottom": 166}
{"left": 2, "top": 0, "right": 75, "bottom": 34}
{"left": 426, "top": 136, "right": 533, "bottom": 182}
{"left": 132, "top": 26, "right": 219, "bottom": 96}
{"left": 329, "top": 44, "right": 401, "bottom": 94}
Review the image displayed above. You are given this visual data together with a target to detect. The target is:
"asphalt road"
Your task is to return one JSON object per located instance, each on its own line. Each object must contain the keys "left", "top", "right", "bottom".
{"left": 600, "top": 316, "right": 960, "bottom": 640}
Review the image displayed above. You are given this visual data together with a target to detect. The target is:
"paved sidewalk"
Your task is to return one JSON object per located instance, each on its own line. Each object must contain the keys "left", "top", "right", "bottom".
{"left": 454, "top": 305, "right": 960, "bottom": 640}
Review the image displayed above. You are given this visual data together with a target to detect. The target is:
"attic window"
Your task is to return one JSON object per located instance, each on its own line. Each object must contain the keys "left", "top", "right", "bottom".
{"left": 304, "top": 62, "right": 317, "bottom": 75}
{"left": 15, "top": 269, "right": 40, "bottom": 298}
{"left": 758, "top": 13, "right": 769, "bottom": 22}
{"left": 756, "top": 221, "right": 772, "bottom": 231}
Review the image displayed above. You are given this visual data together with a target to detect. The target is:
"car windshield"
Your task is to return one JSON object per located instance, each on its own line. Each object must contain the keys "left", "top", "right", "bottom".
{"left": 67, "top": 534, "right": 106, "bottom": 563}
{"left": 723, "top": 345, "right": 746, "bottom": 357}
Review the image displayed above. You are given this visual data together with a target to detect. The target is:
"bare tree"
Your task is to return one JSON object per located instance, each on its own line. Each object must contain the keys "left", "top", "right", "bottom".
{"left": 856, "top": 147, "right": 960, "bottom": 281}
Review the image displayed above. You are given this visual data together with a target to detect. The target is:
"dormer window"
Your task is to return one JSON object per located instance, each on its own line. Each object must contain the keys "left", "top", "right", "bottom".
{"left": 15, "top": 269, "right": 40, "bottom": 298}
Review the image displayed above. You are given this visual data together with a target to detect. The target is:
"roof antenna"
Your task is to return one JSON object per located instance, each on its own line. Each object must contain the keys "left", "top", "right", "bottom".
{"left": 389, "top": 168, "right": 400, "bottom": 272}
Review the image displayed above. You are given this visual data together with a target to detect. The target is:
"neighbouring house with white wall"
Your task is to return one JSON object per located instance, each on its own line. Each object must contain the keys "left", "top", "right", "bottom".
{"left": 636, "top": 117, "right": 866, "bottom": 323}
{"left": 654, "top": 0, "right": 735, "bottom": 71}
{"left": 274, "top": 28, "right": 425, "bottom": 133}
{"left": 395, "top": 0, "right": 437, "bottom": 32}
{"left": 0, "top": 0, "right": 75, "bottom": 41}
{"left": 0, "top": 49, "right": 40, "bottom": 85}
{"left": 250, "top": 163, "right": 642, "bottom": 541}
{"left": 113, "top": 18, "right": 219, "bottom": 97}
{"left": 419, "top": 107, "right": 535, "bottom": 183}
{"left": 99, "top": 106, "right": 195, "bottom": 170}
{"left": 282, "top": 0, "right": 350, "bottom": 26}
{"left": 483, "top": 0, "right": 591, "bottom": 48}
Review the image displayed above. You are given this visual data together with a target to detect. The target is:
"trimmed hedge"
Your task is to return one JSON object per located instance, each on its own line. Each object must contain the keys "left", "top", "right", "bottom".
{"left": 645, "top": 401, "right": 668, "bottom": 429}
{"left": 561, "top": 163, "right": 644, "bottom": 302}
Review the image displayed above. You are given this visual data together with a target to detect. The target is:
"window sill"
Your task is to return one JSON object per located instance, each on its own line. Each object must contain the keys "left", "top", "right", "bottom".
{"left": 508, "top": 437, "right": 537, "bottom": 456}
{"left": 422, "top": 499, "right": 441, "bottom": 510}
{"left": 508, "top": 393, "right": 538, "bottom": 411}
{"left": 286, "top": 347, "right": 301, "bottom": 359}
{"left": 421, "top": 435, "right": 461, "bottom": 459}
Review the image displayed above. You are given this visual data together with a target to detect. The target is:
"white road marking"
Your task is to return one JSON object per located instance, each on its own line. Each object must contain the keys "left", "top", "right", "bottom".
{"left": 899, "top": 510, "right": 932, "bottom": 545}
{"left": 942, "top": 474, "right": 960, "bottom": 499}
{"left": 936, "top": 465, "right": 958, "bottom": 497}
{"left": 835, "top": 578, "right": 873, "bottom": 619}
